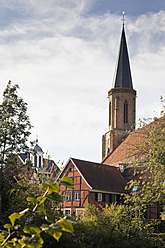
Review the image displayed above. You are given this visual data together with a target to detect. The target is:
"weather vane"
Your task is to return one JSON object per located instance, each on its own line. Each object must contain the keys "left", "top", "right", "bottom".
{"left": 121, "top": 11, "right": 126, "bottom": 26}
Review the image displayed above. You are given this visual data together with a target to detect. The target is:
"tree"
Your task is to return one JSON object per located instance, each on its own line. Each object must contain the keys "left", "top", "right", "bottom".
{"left": 0, "top": 81, "right": 32, "bottom": 163}
{"left": 0, "top": 177, "right": 76, "bottom": 248}
{"left": 124, "top": 98, "right": 165, "bottom": 219}
{"left": 0, "top": 81, "right": 33, "bottom": 212}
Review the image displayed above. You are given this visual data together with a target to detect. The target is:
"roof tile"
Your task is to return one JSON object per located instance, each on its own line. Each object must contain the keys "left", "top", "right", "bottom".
{"left": 71, "top": 158, "right": 127, "bottom": 193}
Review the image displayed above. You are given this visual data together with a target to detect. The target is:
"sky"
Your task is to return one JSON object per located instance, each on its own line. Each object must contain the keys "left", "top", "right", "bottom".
{"left": 0, "top": 0, "right": 165, "bottom": 165}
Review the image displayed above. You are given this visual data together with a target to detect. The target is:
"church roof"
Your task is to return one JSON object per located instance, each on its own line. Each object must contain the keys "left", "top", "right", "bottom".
{"left": 34, "top": 144, "right": 43, "bottom": 153}
{"left": 70, "top": 158, "right": 127, "bottom": 193}
{"left": 112, "top": 25, "right": 133, "bottom": 89}
{"left": 18, "top": 154, "right": 59, "bottom": 174}
{"left": 102, "top": 130, "right": 142, "bottom": 166}
{"left": 39, "top": 158, "right": 60, "bottom": 174}
{"left": 102, "top": 117, "right": 165, "bottom": 166}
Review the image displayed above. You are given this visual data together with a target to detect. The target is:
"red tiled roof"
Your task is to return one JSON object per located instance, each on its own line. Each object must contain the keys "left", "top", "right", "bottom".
{"left": 103, "top": 116, "right": 165, "bottom": 166}
{"left": 102, "top": 130, "right": 143, "bottom": 166}
{"left": 71, "top": 158, "right": 127, "bottom": 193}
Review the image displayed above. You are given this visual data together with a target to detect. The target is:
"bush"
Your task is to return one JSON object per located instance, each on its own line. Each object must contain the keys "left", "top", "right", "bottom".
{"left": 50, "top": 204, "right": 165, "bottom": 248}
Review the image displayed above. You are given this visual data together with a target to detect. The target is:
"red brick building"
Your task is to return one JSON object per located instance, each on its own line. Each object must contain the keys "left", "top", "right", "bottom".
{"left": 58, "top": 158, "right": 127, "bottom": 216}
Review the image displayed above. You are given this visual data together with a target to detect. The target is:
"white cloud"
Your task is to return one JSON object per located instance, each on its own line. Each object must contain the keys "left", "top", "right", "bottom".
{"left": 0, "top": 1, "right": 164, "bottom": 163}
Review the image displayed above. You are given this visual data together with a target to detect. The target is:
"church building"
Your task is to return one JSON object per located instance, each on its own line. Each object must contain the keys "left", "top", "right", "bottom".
{"left": 102, "top": 24, "right": 136, "bottom": 160}
{"left": 17, "top": 139, "right": 60, "bottom": 182}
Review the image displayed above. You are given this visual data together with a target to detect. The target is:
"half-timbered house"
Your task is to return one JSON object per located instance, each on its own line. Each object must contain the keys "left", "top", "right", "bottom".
{"left": 58, "top": 158, "right": 127, "bottom": 216}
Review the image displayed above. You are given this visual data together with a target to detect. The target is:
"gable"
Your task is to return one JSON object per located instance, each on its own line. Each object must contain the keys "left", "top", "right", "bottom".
{"left": 59, "top": 159, "right": 92, "bottom": 190}
{"left": 71, "top": 158, "right": 127, "bottom": 193}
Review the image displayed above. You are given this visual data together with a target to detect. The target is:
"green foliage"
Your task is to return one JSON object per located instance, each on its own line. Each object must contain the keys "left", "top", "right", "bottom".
{"left": 0, "top": 81, "right": 32, "bottom": 165}
{"left": 48, "top": 204, "right": 164, "bottom": 248}
{"left": 59, "top": 177, "right": 74, "bottom": 188}
{"left": 124, "top": 98, "right": 165, "bottom": 219}
{"left": 0, "top": 164, "right": 42, "bottom": 226}
{"left": 9, "top": 209, "right": 29, "bottom": 226}
{"left": 0, "top": 179, "right": 76, "bottom": 248}
{"left": 0, "top": 81, "right": 33, "bottom": 214}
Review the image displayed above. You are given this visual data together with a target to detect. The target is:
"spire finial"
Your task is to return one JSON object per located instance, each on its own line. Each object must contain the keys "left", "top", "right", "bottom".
{"left": 36, "top": 134, "right": 38, "bottom": 144}
{"left": 121, "top": 11, "right": 126, "bottom": 26}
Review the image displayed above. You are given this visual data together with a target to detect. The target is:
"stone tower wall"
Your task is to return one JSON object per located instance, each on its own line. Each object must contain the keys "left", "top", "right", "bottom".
{"left": 108, "top": 88, "right": 136, "bottom": 131}
{"left": 102, "top": 87, "right": 136, "bottom": 160}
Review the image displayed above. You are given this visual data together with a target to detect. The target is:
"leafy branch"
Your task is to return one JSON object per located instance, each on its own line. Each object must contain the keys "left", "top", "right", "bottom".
{"left": 0, "top": 177, "right": 76, "bottom": 248}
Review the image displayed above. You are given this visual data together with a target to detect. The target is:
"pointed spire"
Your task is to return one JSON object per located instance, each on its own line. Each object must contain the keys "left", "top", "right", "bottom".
{"left": 112, "top": 25, "right": 133, "bottom": 89}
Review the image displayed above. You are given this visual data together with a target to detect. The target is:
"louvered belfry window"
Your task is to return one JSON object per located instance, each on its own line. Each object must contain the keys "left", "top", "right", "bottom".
{"left": 124, "top": 101, "right": 128, "bottom": 123}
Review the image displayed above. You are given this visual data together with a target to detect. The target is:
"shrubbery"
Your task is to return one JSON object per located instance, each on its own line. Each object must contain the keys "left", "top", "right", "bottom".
{"left": 48, "top": 204, "right": 165, "bottom": 248}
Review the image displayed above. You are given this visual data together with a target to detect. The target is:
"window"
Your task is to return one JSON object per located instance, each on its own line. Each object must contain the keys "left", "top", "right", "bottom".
{"left": 109, "top": 194, "right": 116, "bottom": 203}
{"left": 98, "top": 193, "right": 102, "bottom": 202}
{"left": 70, "top": 177, "right": 74, "bottom": 183}
{"left": 39, "top": 156, "right": 41, "bottom": 167}
{"left": 74, "top": 192, "right": 80, "bottom": 201}
{"left": 64, "top": 209, "right": 71, "bottom": 216}
{"left": 34, "top": 155, "right": 37, "bottom": 167}
{"left": 95, "top": 193, "right": 103, "bottom": 202}
{"left": 111, "top": 194, "right": 116, "bottom": 203}
{"left": 124, "top": 101, "right": 128, "bottom": 123}
{"left": 102, "top": 193, "right": 105, "bottom": 202}
{"left": 109, "top": 101, "right": 111, "bottom": 126}
{"left": 106, "top": 146, "right": 110, "bottom": 155}
{"left": 65, "top": 192, "right": 71, "bottom": 201}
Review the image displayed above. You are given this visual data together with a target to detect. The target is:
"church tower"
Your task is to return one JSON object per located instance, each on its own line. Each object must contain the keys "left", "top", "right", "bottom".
{"left": 102, "top": 24, "right": 136, "bottom": 160}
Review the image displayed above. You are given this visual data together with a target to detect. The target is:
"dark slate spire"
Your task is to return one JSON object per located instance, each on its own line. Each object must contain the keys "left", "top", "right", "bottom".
{"left": 112, "top": 25, "right": 133, "bottom": 88}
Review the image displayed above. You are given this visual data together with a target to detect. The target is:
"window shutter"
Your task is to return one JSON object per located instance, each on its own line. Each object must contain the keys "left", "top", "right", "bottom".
{"left": 117, "top": 195, "right": 120, "bottom": 203}
{"left": 95, "top": 193, "right": 98, "bottom": 201}
{"left": 102, "top": 193, "right": 105, "bottom": 202}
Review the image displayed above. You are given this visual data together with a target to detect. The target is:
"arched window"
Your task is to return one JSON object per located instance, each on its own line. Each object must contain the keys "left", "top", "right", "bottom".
{"left": 124, "top": 101, "right": 128, "bottom": 123}
{"left": 34, "top": 155, "right": 37, "bottom": 167}
{"left": 39, "top": 156, "right": 41, "bottom": 167}
{"left": 109, "top": 102, "right": 111, "bottom": 126}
